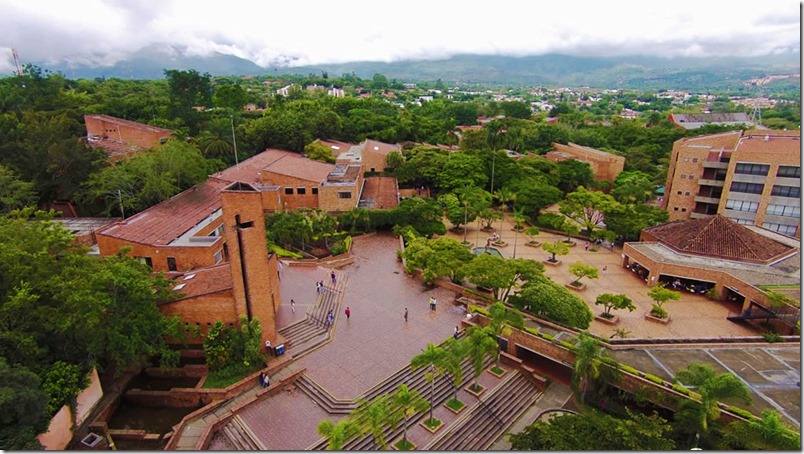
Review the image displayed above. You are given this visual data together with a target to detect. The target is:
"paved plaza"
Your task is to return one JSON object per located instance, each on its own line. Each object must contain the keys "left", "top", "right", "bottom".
{"left": 206, "top": 221, "right": 799, "bottom": 450}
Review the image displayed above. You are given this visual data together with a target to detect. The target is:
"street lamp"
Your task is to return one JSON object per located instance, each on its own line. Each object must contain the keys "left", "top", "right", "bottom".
{"left": 230, "top": 116, "right": 239, "bottom": 167}
{"left": 463, "top": 202, "right": 469, "bottom": 244}
{"left": 512, "top": 226, "right": 518, "bottom": 258}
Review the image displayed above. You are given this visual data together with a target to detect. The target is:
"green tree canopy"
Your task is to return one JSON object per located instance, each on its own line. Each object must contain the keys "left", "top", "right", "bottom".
{"left": 463, "top": 255, "right": 544, "bottom": 302}
{"left": 509, "top": 275, "right": 592, "bottom": 329}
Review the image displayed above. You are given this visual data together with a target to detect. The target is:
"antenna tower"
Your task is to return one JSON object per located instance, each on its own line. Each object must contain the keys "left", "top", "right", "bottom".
{"left": 11, "top": 48, "right": 23, "bottom": 76}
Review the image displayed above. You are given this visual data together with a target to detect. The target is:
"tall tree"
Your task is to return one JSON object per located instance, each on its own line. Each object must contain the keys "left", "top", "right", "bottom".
{"left": 571, "top": 332, "right": 609, "bottom": 403}
{"left": 558, "top": 186, "right": 620, "bottom": 235}
{"left": 317, "top": 418, "right": 360, "bottom": 451}
{"left": 352, "top": 395, "right": 392, "bottom": 450}
{"left": 463, "top": 255, "right": 544, "bottom": 302}
{"left": 389, "top": 384, "right": 428, "bottom": 447}
{"left": 673, "top": 363, "right": 751, "bottom": 436}
{"left": 410, "top": 343, "right": 447, "bottom": 425}
{"left": 487, "top": 301, "right": 524, "bottom": 367}
{"left": 463, "top": 325, "right": 497, "bottom": 390}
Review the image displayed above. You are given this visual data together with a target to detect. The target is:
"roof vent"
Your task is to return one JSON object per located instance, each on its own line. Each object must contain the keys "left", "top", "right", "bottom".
{"left": 183, "top": 274, "right": 196, "bottom": 281}
{"left": 173, "top": 283, "right": 186, "bottom": 291}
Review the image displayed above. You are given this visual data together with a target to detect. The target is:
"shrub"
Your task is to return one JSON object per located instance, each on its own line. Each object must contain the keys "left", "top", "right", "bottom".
{"left": 524, "top": 327, "right": 540, "bottom": 336}
{"left": 762, "top": 331, "right": 782, "bottom": 343}
{"left": 649, "top": 304, "right": 668, "bottom": 319}
{"left": 601, "top": 357, "right": 619, "bottom": 368}
{"left": 620, "top": 365, "right": 640, "bottom": 375}
{"left": 727, "top": 406, "right": 758, "bottom": 420}
{"left": 672, "top": 384, "right": 691, "bottom": 395}
{"left": 644, "top": 373, "right": 665, "bottom": 385}
{"left": 541, "top": 333, "right": 555, "bottom": 342}
{"left": 469, "top": 305, "right": 490, "bottom": 316}
{"left": 559, "top": 341, "right": 574, "bottom": 349}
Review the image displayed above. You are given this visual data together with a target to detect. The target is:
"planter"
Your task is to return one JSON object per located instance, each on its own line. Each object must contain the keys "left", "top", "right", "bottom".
{"left": 443, "top": 398, "right": 466, "bottom": 414}
{"left": 464, "top": 383, "right": 487, "bottom": 397}
{"left": 524, "top": 241, "right": 541, "bottom": 248}
{"left": 595, "top": 313, "right": 619, "bottom": 325}
{"left": 543, "top": 259, "right": 562, "bottom": 266}
{"left": 492, "top": 241, "right": 508, "bottom": 247}
{"left": 487, "top": 366, "right": 506, "bottom": 378}
{"left": 644, "top": 312, "right": 671, "bottom": 324}
{"left": 419, "top": 418, "right": 443, "bottom": 434}
{"left": 565, "top": 282, "right": 587, "bottom": 291}
{"left": 392, "top": 438, "right": 417, "bottom": 450}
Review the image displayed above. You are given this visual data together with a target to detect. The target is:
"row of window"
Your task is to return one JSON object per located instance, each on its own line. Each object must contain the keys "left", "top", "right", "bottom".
{"left": 763, "top": 222, "right": 798, "bottom": 236}
{"left": 679, "top": 174, "right": 696, "bottom": 180}
{"left": 137, "top": 249, "right": 223, "bottom": 271}
{"left": 734, "top": 163, "right": 769, "bottom": 176}
{"left": 284, "top": 187, "right": 319, "bottom": 195}
{"left": 672, "top": 207, "right": 688, "bottom": 212}
{"left": 730, "top": 182, "right": 764, "bottom": 194}
{"left": 766, "top": 204, "right": 801, "bottom": 218}
{"left": 771, "top": 185, "right": 800, "bottom": 198}
{"left": 777, "top": 165, "right": 801, "bottom": 178}
{"left": 725, "top": 199, "right": 758, "bottom": 213}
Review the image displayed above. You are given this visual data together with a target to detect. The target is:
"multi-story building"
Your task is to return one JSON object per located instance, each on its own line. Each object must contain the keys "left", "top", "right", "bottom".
{"left": 663, "top": 130, "right": 800, "bottom": 238}
{"left": 544, "top": 142, "right": 625, "bottom": 182}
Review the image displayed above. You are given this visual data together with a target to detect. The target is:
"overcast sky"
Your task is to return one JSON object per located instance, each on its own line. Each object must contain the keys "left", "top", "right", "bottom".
{"left": 0, "top": 0, "right": 800, "bottom": 73}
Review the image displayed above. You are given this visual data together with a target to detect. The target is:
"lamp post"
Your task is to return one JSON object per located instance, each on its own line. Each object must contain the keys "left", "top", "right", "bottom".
{"left": 512, "top": 226, "right": 518, "bottom": 258}
{"left": 230, "top": 116, "right": 239, "bottom": 167}
{"left": 463, "top": 202, "right": 468, "bottom": 244}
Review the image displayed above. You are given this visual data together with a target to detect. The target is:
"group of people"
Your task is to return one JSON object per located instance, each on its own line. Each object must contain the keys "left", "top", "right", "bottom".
{"left": 258, "top": 371, "right": 270, "bottom": 388}
{"left": 429, "top": 297, "right": 437, "bottom": 311}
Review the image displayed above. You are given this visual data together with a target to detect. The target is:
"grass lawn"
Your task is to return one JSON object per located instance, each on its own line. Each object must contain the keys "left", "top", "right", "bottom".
{"left": 202, "top": 366, "right": 262, "bottom": 389}
{"left": 423, "top": 417, "right": 441, "bottom": 429}
{"left": 446, "top": 398, "right": 465, "bottom": 411}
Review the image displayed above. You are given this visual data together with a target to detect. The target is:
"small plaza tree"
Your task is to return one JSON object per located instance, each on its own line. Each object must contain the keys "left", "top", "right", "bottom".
{"left": 463, "top": 255, "right": 544, "bottom": 302}
{"left": 568, "top": 262, "right": 599, "bottom": 287}
{"left": 440, "top": 337, "right": 467, "bottom": 411}
{"left": 594, "top": 293, "right": 636, "bottom": 319}
{"left": 542, "top": 240, "right": 570, "bottom": 263}
{"left": 647, "top": 283, "right": 681, "bottom": 319}
{"left": 524, "top": 226, "right": 541, "bottom": 246}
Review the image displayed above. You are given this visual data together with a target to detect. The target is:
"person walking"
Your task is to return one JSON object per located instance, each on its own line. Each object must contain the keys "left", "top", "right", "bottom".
{"left": 291, "top": 299, "right": 296, "bottom": 313}
{"left": 602, "top": 266, "right": 607, "bottom": 274}
{"left": 345, "top": 307, "right": 351, "bottom": 320}
{"left": 265, "top": 339, "right": 272, "bottom": 356}
{"left": 453, "top": 326, "right": 459, "bottom": 339}
{"left": 315, "top": 281, "right": 321, "bottom": 294}
{"left": 331, "top": 270, "right": 337, "bottom": 284}
{"left": 404, "top": 307, "right": 408, "bottom": 322}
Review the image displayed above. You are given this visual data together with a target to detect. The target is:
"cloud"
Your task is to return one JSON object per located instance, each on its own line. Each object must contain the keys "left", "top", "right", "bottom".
{"left": 0, "top": 0, "right": 799, "bottom": 73}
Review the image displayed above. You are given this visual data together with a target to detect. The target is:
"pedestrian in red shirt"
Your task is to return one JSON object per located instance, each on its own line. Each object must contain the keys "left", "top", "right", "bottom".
{"left": 345, "top": 307, "right": 351, "bottom": 320}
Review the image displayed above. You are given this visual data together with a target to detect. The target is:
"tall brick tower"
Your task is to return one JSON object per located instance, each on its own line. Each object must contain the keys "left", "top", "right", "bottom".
{"left": 220, "top": 182, "right": 281, "bottom": 347}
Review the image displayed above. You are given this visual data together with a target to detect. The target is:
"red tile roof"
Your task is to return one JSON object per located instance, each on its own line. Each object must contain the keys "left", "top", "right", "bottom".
{"left": 362, "top": 139, "right": 400, "bottom": 156}
{"left": 644, "top": 215, "right": 795, "bottom": 264}
{"left": 85, "top": 114, "right": 173, "bottom": 134}
{"left": 99, "top": 178, "right": 229, "bottom": 246}
{"left": 210, "top": 148, "right": 288, "bottom": 186}
{"left": 171, "top": 263, "right": 233, "bottom": 300}
{"left": 257, "top": 149, "right": 334, "bottom": 183}
{"left": 314, "top": 139, "right": 355, "bottom": 156}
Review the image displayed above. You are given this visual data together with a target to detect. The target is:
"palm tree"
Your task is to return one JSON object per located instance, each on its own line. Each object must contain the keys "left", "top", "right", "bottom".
{"left": 494, "top": 188, "right": 516, "bottom": 232}
{"left": 487, "top": 302, "right": 524, "bottom": 369}
{"left": 463, "top": 325, "right": 497, "bottom": 391}
{"left": 196, "top": 117, "right": 233, "bottom": 159}
{"left": 455, "top": 185, "right": 491, "bottom": 244}
{"left": 410, "top": 343, "right": 447, "bottom": 425}
{"left": 317, "top": 418, "right": 360, "bottom": 450}
{"left": 571, "top": 332, "right": 605, "bottom": 404}
{"left": 440, "top": 337, "right": 466, "bottom": 402}
{"left": 674, "top": 363, "right": 752, "bottom": 435}
{"left": 389, "top": 384, "right": 428, "bottom": 447}
{"left": 353, "top": 395, "right": 392, "bottom": 450}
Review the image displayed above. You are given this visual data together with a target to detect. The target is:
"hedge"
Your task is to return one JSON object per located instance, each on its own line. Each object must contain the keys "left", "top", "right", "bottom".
{"left": 672, "top": 384, "right": 691, "bottom": 396}
{"left": 559, "top": 341, "right": 575, "bottom": 349}
{"left": 620, "top": 364, "right": 640, "bottom": 375}
{"left": 644, "top": 373, "right": 665, "bottom": 385}
{"left": 469, "top": 305, "right": 490, "bottom": 316}
{"left": 727, "top": 406, "right": 758, "bottom": 420}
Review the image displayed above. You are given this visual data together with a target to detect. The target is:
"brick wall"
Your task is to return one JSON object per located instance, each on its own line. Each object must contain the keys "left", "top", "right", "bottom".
{"left": 664, "top": 146, "right": 709, "bottom": 221}
{"left": 362, "top": 150, "right": 389, "bottom": 173}
{"left": 261, "top": 171, "right": 321, "bottom": 211}
{"left": 220, "top": 188, "right": 280, "bottom": 346}
{"left": 159, "top": 290, "right": 239, "bottom": 341}
{"left": 84, "top": 115, "right": 171, "bottom": 149}
{"left": 319, "top": 184, "right": 359, "bottom": 212}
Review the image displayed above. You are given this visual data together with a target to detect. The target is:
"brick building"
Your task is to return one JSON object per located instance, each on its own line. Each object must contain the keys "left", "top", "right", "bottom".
{"left": 622, "top": 215, "right": 800, "bottom": 332}
{"left": 663, "top": 130, "right": 800, "bottom": 238}
{"left": 544, "top": 142, "right": 625, "bottom": 181}
{"left": 668, "top": 112, "right": 755, "bottom": 130}
{"left": 335, "top": 139, "right": 402, "bottom": 173}
{"left": 84, "top": 114, "right": 172, "bottom": 161}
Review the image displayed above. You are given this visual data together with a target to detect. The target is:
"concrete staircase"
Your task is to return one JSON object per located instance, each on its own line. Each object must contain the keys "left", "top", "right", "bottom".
{"left": 424, "top": 369, "right": 540, "bottom": 451}
{"left": 221, "top": 414, "right": 264, "bottom": 450}
{"left": 277, "top": 272, "right": 348, "bottom": 358}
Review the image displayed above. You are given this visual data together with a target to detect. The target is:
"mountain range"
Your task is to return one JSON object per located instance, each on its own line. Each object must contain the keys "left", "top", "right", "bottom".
{"left": 43, "top": 45, "right": 800, "bottom": 91}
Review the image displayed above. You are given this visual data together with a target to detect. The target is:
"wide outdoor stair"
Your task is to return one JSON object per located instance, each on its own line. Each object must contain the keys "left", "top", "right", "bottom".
{"left": 221, "top": 414, "right": 262, "bottom": 450}
{"left": 277, "top": 273, "right": 348, "bottom": 358}
{"left": 309, "top": 334, "right": 485, "bottom": 450}
{"left": 295, "top": 375, "right": 357, "bottom": 414}
{"left": 425, "top": 370, "right": 540, "bottom": 451}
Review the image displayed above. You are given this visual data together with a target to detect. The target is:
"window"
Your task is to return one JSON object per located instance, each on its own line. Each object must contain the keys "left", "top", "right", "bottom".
{"left": 297, "top": 187, "right": 306, "bottom": 195}
{"left": 681, "top": 208, "right": 687, "bottom": 212}
{"left": 677, "top": 191, "right": 682, "bottom": 195}
{"left": 732, "top": 218, "right": 754, "bottom": 225}
{"left": 685, "top": 191, "right": 690, "bottom": 196}
{"left": 734, "top": 163, "right": 770, "bottom": 176}
{"left": 137, "top": 256, "right": 153, "bottom": 268}
{"left": 771, "top": 185, "right": 800, "bottom": 198}
{"left": 692, "top": 157, "right": 699, "bottom": 163}
{"left": 730, "top": 182, "right": 764, "bottom": 195}
{"left": 688, "top": 174, "right": 695, "bottom": 180}
{"left": 777, "top": 166, "right": 801, "bottom": 178}
{"left": 725, "top": 199, "right": 759, "bottom": 213}
{"left": 338, "top": 192, "right": 352, "bottom": 199}
{"left": 284, "top": 187, "right": 294, "bottom": 195}
{"left": 673, "top": 207, "right": 679, "bottom": 211}
{"left": 684, "top": 157, "right": 689, "bottom": 162}
{"left": 312, "top": 187, "right": 319, "bottom": 195}
{"left": 216, "top": 224, "right": 225, "bottom": 236}
{"left": 766, "top": 204, "right": 800, "bottom": 217}
{"left": 680, "top": 174, "right": 687, "bottom": 179}
{"left": 167, "top": 257, "right": 177, "bottom": 272}
{"left": 762, "top": 222, "right": 798, "bottom": 236}
{"left": 214, "top": 249, "right": 223, "bottom": 264}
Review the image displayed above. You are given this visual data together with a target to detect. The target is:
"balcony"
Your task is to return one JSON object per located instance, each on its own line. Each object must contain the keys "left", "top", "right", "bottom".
{"left": 694, "top": 196, "right": 721, "bottom": 205}
{"left": 690, "top": 212, "right": 712, "bottom": 219}
{"left": 698, "top": 179, "right": 725, "bottom": 187}
{"left": 702, "top": 160, "right": 729, "bottom": 169}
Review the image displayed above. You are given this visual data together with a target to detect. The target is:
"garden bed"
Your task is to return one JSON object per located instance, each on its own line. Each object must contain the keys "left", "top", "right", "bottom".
{"left": 644, "top": 313, "right": 671, "bottom": 324}
{"left": 595, "top": 314, "right": 619, "bottom": 325}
